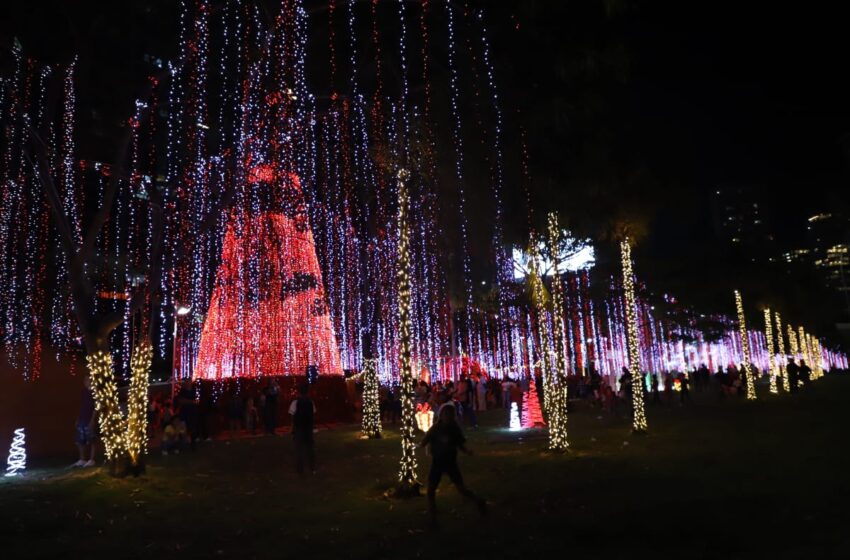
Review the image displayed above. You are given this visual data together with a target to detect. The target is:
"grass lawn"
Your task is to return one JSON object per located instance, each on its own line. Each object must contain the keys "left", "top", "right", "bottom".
{"left": 2, "top": 376, "right": 850, "bottom": 559}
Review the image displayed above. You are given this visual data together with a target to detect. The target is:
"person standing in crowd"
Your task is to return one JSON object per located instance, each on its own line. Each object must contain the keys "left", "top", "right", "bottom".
{"left": 289, "top": 384, "right": 317, "bottom": 475}
{"left": 419, "top": 403, "right": 486, "bottom": 529}
{"left": 476, "top": 375, "right": 487, "bottom": 411}
{"left": 457, "top": 375, "right": 478, "bottom": 429}
{"left": 177, "top": 379, "right": 199, "bottom": 450}
{"left": 679, "top": 371, "right": 691, "bottom": 404}
{"left": 618, "top": 367, "right": 633, "bottom": 415}
{"left": 787, "top": 358, "right": 800, "bottom": 392}
{"left": 651, "top": 373, "right": 661, "bottom": 404}
{"left": 245, "top": 396, "right": 259, "bottom": 434}
{"left": 501, "top": 377, "right": 515, "bottom": 409}
{"left": 698, "top": 364, "right": 710, "bottom": 391}
{"left": 228, "top": 389, "right": 243, "bottom": 436}
{"left": 265, "top": 378, "right": 280, "bottom": 435}
{"left": 510, "top": 380, "right": 524, "bottom": 420}
{"left": 74, "top": 376, "right": 98, "bottom": 468}
{"left": 799, "top": 360, "right": 812, "bottom": 387}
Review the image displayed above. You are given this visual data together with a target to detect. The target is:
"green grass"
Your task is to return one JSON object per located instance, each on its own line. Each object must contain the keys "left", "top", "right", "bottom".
{"left": 2, "top": 377, "right": 850, "bottom": 559}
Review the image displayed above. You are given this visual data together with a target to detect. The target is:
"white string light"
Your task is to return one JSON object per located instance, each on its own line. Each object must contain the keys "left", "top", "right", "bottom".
{"left": 734, "top": 291, "right": 757, "bottom": 400}
{"left": 4, "top": 428, "right": 26, "bottom": 477}
{"left": 621, "top": 238, "right": 648, "bottom": 431}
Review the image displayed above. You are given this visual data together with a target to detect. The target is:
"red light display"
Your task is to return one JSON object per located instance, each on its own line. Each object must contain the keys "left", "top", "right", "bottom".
{"left": 194, "top": 176, "right": 343, "bottom": 378}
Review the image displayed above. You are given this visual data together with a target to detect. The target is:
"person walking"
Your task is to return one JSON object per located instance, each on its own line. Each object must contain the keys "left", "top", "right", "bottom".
{"left": 420, "top": 403, "right": 486, "bottom": 528}
{"left": 289, "top": 384, "right": 317, "bottom": 475}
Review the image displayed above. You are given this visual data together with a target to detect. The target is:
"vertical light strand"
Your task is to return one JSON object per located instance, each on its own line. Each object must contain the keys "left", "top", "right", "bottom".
{"left": 621, "top": 238, "right": 648, "bottom": 432}
{"left": 787, "top": 325, "right": 799, "bottom": 365}
{"left": 764, "top": 308, "right": 778, "bottom": 394}
{"left": 395, "top": 169, "right": 418, "bottom": 492}
{"left": 774, "top": 312, "right": 789, "bottom": 392}
{"left": 734, "top": 291, "right": 757, "bottom": 400}
{"left": 445, "top": 0, "right": 474, "bottom": 356}
{"left": 529, "top": 235, "right": 553, "bottom": 414}
{"left": 798, "top": 326, "right": 810, "bottom": 373}
{"left": 360, "top": 358, "right": 382, "bottom": 438}
{"left": 127, "top": 343, "right": 152, "bottom": 465}
{"left": 545, "top": 213, "right": 569, "bottom": 450}
{"left": 85, "top": 351, "right": 125, "bottom": 461}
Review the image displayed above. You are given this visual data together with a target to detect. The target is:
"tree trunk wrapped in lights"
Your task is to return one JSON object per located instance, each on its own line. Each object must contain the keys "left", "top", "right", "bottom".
{"left": 544, "top": 212, "right": 569, "bottom": 451}
{"left": 85, "top": 351, "right": 126, "bottom": 461}
{"left": 774, "top": 312, "right": 789, "bottom": 392}
{"left": 620, "top": 238, "right": 648, "bottom": 432}
{"left": 734, "top": 291, "right": 757, "bottom": 400}
{"left": 394, "top": 169, "right": 419, "bottom": 495}
{"left": 798, "top": 327, "right": 810, "bottom": 373}
{"left": 812, "top": 338, "right": 824, "bottom": 378}
{"left": 528, "top": 238, "right": 554, "bottom": 416}
{"left": 127, "top": 343, "right": 153, "bottom": 465}
{"left": 787, "top": 325, "right": 799, "bottom": 364}
{"left": 810, "top": 336, "right": 819, "bottom": 378}
{"left": 360, "top": 359, "right": 382, "bottom": 439}
{"left": 764, "top": 309, "right": 778, "bottom": 394}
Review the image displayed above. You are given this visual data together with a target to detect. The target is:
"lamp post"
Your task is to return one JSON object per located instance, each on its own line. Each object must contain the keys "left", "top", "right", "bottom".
{"left": 172, "top": 305, "right": 191, "bottom": 398}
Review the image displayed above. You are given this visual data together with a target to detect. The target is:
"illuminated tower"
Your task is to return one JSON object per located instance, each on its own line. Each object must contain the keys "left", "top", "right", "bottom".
{"left": 194, "top": 171, "right": 342, "bottom": 379}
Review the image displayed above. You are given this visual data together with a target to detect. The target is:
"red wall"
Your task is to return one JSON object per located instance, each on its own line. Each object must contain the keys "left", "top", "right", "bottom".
{"left": 0, "top": 350, "right": 83, "bottom": 461}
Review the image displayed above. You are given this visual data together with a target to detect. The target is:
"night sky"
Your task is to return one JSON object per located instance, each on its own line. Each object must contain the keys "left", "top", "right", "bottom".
{"left": 2, "top": 0, "right": 848, "bottom": 318}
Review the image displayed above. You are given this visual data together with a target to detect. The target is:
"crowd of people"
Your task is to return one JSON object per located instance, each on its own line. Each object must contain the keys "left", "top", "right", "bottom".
{"left": 72, "top": 356, "right": 824, "bottom": 473}
{"left": 73, "top": 377, "right": 319, "bottom": 474}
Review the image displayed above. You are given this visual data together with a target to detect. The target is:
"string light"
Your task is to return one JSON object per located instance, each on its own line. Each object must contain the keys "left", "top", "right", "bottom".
{"left": 528, "top": 236, "right": 553, "bottom": 414}
{"left": 415, "top": 403, "right": 434, "bottom": 432}
{"left": 797, "top": 326, "right": 810, "bottom": 373}
{"left": 764, "top": 308, "right": 778, "bottom": 394}
{"left": 509, "top": 402, "right": 521, "bottom": 431}
{"left": 734, "top": 291, "right": 757, "bottom": 400}
{"left": 360, "top": 359, "right": 382, "bottom": 439}
{"left": 521, "top": 376, "right": 545, "bottom": 428}
{"left": 126, "top": 344, "right": 152, "bottom": 465}
{"left": 4, "top": 428, "right": 26, "bottom": 477}
{"left": 621, "top": 238, "right": 648, "bottom": 432}
{"left": 395, "top": 169, "right": 419, "bottom": 493}
{"left": 787, "top": 325, "right": 799, "bottom": 365}
{"left": 545, "top": 213, "right": 568, "bottom": 451}
{"left": 86, "top": 351, "right": 125, "bottom": 461}
{"left": 774, "top": 312, "right": 789, "bottom": 392}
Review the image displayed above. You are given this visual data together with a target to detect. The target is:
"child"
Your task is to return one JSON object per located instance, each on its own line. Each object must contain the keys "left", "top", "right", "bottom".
{"left": 161, "top": 416, "right": 187, "bottom": 455}
{"left": 245, "top": 397, "right": 259, "bottom": 434}
{"left": 420, "top": 403, "right": 486, "bottom": 528}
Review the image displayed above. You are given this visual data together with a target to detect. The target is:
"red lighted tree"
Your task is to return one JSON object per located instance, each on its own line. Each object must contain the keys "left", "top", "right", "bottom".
{"left": 521, "top": 376, "right": 546, "bottom": 428}
{"left": 194, "top": 172, "right": 342, "bottom": 378}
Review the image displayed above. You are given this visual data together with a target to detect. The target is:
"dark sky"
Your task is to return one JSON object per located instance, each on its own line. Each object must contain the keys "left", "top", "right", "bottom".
{"left": 2, "top": 0, "right": 849, "bottom": 251}
{"left": 625, "top": 0, "right": 850, "bottom": 235}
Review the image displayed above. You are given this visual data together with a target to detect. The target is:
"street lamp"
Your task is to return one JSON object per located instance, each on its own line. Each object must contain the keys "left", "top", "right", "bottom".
{"left": 172, "top": 305, "right": 191, "bottom": 395}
